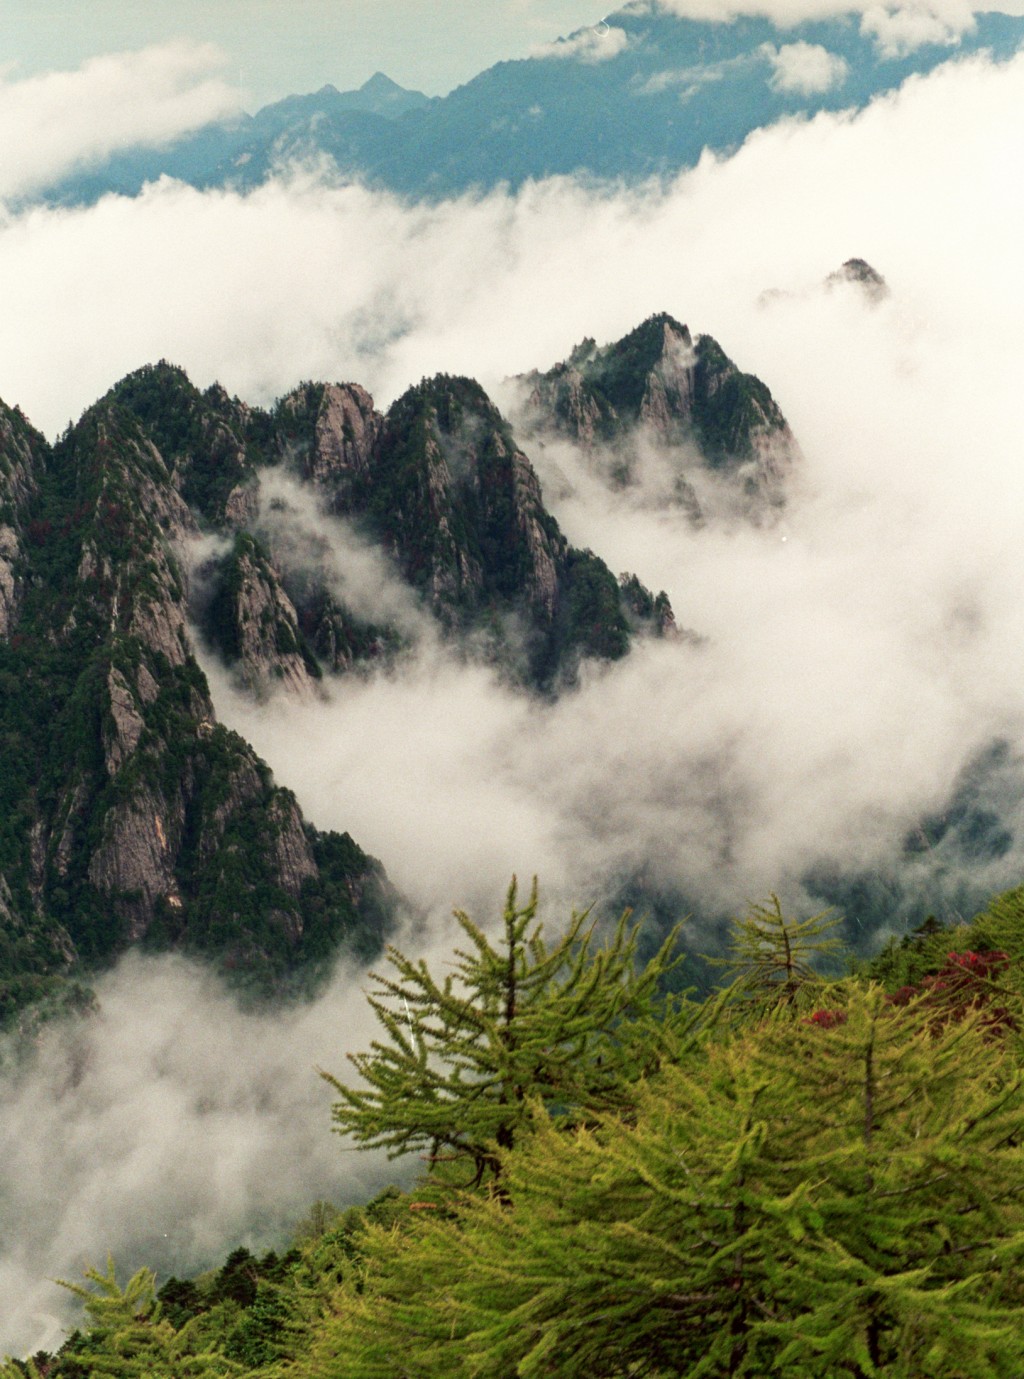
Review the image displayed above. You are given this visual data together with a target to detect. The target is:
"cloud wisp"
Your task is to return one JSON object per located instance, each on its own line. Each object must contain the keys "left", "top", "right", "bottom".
{"left": 0, "top": 952, "right": 421, "bottom": 1357}
{"left": 763, "top": 39, "right": 850, "bottom": 92}
{"left": 532, "top": 21, "right": 632, "bottom": 59}
{"left": 638, "top": 0, "right": 989, "bottom": 51}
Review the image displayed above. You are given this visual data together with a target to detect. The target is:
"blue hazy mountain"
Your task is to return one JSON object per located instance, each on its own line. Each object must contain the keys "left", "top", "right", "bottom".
{"left": 43, "top": 5, "right": 1024, "bottom": 205}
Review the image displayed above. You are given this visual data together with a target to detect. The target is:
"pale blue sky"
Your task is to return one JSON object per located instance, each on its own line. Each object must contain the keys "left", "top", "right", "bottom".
{"left": 0, "top": 1, "right": 610, "bottom": 105}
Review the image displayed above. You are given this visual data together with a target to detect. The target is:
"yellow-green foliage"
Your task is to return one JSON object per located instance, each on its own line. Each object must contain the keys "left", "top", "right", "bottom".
{"left": 15, "top": 890, "right": 1024, "bottom": 1378}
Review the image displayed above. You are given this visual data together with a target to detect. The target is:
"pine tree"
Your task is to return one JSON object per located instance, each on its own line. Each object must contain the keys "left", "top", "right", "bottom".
{"left": 320, "top": 877, "right": 686, "bottom": 1184}
{"left": 753, "top": 985, "right": 1024, "bottom": 1376}
{"left": 308, "top": 984, "right": 1024, "bottom": 1378}
{"left": 21, "top": 1258, "right": 245, "bottom": 1379}
{"left": 713, "top": 893, "right": 844, "bottom": 1009}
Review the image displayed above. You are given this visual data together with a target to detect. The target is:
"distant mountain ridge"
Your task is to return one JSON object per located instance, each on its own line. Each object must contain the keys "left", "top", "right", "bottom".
{"left": 37, "top": 5, "right": 1024, "bottom": 206}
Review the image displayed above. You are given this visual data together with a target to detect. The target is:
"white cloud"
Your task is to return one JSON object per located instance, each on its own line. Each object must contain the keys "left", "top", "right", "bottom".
{"left": 764, "top": 40, "right": 851, "bottom": 92}
{"left": 647, "top": 0, "right": 986, "bottom": 52}
{"left": 860, "top": 2, "right": 970, "bottom": 55}
{"left": 0, "top": 952, "right": 418, "bottom": 1357}
{"left": 0, "top": 43, "right": 237, "bottom": 201}
{"left": 638, "top": 54, "right": 747, "bottom": 97}
{"left": 532, "top": 21, "right": 631, "bottom": 60}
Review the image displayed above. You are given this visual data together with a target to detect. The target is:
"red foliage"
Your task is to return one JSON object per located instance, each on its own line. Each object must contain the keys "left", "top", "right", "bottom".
{"left": 887, "top": 950, "right": 1015, "bottom": 1034}
{"left": 804, "top": 1009, "right": 848, "bottom": 1029}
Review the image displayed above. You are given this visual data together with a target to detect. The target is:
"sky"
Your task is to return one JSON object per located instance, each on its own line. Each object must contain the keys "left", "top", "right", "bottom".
{"left": 0, "top": 1, "right": 608, "bottom": 105}
{"left": 0, "top": 1, "right": 1023, "bottom": 1360}
{"left": 5, "top": 0, "right": 1024, "bottom": 108}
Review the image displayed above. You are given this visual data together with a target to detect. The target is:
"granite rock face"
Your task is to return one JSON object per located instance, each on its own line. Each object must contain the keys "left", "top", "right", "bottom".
{"left": 0, "top": 402, "right": 47, "bottom": 639}
{"left": 199, "top": 531, "right": 322, "bottom": 698}
{"left": 0, "top": 319, "right": 801, "bottom": 1017}
{"left": 279, "top": 381, "right": 382, "bottom": 496}
{"left": 0, "top": 391, "right": 391, "bottom": 1013}
{"left": 106, "top": 326, "right": 796, "bottom": 691}
{"left": 516, "top": 312, "right": 800, "bottom": 519}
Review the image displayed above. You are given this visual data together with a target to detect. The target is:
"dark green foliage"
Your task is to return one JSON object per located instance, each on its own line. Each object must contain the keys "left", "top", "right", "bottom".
{"left": 346, "top": 373, "right": 636, "bottom": 687}
{"left": 198, "top": 541, "right": 249, "bottom": 665}
{"left": 561, "top": 548, "right": 631, "bottom": 663}
{"left": 197, "top": 531, "right": 321, "bottom": 681}
{"left": 523, "top": 313, "right": 792, "bottom": 500}
{"left": 106, "top": 362, "right": 205, "bottom": 464}
{"left": 691, "top": 334, "right": 787, "bottom": 465}
{"left": 618, "top": 571, "right": 671, "bottom": 630}
{"left": 293, "top": 584, "right": 400, "bottom": 673}
{"left": 0, "top": 381, "right": 393, "bottom": 1023}
{"left": 215, "top": 1248, "right": 260, "bottom": 1309}
{"left": 304, "top": 828, "right": 393, "bottom": 966}
{"left": 357, "top": 375, "right": 502, "bottom": 600}
{"left": 156, "top": 1276, "right": 206, "bottom": 1330}
{"left": 858, "top": 912, "right": 951, "bottom": 990}
{"left": 588, "top": 311, "right": 691, "bottom": 423}
{"left": 106, "top": 363, "right": 272, "bottom": 526}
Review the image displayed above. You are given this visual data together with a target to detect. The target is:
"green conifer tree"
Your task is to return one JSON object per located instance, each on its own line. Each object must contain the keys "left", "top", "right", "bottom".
{"left": 308, "top": 984, "right": 1024, "bottom": 1378}
{"left": 17, "top": 1258, "right": 244, "bottom": 1379}
{"left": 320, "top": 877, "right": 685, "bottom": 1184}
{"left": 713, "top": 893, "right": 844, "bottom": 1009}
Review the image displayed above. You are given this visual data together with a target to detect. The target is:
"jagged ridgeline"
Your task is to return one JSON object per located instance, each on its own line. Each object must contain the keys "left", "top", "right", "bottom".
{"left": 0, "top": 315, "right": 798, "bottom": 1021}
{"left": 113, "top": 348, "right": 687, "bottom": 693}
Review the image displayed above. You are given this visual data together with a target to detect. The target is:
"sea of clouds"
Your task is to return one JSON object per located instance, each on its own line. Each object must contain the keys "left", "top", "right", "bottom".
{"left": 0, "top": 22, "right": 1022, "bottom": 1356}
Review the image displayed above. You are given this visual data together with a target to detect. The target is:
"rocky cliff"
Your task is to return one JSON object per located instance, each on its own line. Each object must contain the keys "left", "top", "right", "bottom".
{"left": 271, "top": 372, "right": 676, "bottom": 686}
{"left": 0, "top": 402, "right": 47, "bottom": 638}
{"left": 516, "top": 313, "right": 800, "bottom": 518}
{"left": 106, "top": 322, "right": 797, "bottom": 692}
{"left": 0, "top": 395, "right": 391, "bottom": 1023}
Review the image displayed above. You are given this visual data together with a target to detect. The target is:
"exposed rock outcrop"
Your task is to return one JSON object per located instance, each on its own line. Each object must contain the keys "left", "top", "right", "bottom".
{"left": 280, "top": 381, "right": 382, "bottom": 495}
{"left": 0, "top": 402, "right": 47, "bottom": 638}
{"left": 199, "top": 532, "right": 322, "bottom": 698}
{"left": 516, "top": 312, "right": 800, "bottom": 519}
{"left": 0, "top": 391, "right": 392, "bottom": 1009}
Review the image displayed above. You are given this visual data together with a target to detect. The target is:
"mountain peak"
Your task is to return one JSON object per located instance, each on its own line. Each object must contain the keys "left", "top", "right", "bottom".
{"left": 826, "top": 257, "right": 890, "bottom": 303}
{"left": 360, "top": 71, "right": 404, "bottom": 94}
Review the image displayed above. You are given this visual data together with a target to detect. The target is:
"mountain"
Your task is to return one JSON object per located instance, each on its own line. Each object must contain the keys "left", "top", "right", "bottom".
{"left": 515, "top": 312, "right": 799, "bottom": 518}
{"left": 109, "top": 356, "right": 682, "bottom": 691}
{"left": 1, "top": 312, "right": 793, "bottom": 1022}
{"left": 286, "top": 372, "right": 676, "bottom": 681}
{"left": 38, "top": 6, "right": 1024, "bottom": 206}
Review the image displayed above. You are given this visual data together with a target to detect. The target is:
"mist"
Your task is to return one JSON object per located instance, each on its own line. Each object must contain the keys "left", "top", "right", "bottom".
{"left": 1, "top": 36, "right": 1023, "bottom": 1361}
{"left": 0, "top": 952, "right": 432, "bottom": 1358}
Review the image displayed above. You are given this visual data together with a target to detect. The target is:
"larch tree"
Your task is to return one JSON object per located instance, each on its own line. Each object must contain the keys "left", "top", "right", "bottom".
{"left": 712, "top": 893, "right": 845, "bottom": 1010}
{"left": 308, "top": 984, "right": 1024, "bottom": 1378}
{"left": 320, "top": 876, "right": 688, "bottom": 1185}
